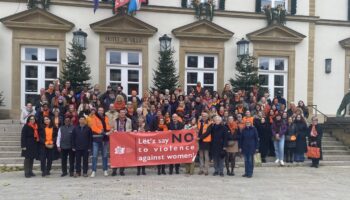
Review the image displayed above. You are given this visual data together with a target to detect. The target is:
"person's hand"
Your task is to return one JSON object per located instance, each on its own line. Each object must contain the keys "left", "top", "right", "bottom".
{"left": 22, "top": 147, "right": 26, "bottom": 151}
{"left": 57, "top": 147, "right": 61, "bottom": 152}
{"left": 72, "top": 148, "right": 76, "bottom": 152}
{"left": 223, "top": 147, "right": 227, "bottom": 151}
{"left": 239, "top": 148, "right": 242, "bottom": 153}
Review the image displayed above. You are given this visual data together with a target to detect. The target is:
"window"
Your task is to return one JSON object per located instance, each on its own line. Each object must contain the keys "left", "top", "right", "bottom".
{"left": 258, "top": 57, "right": 288, "bottom": 98}
{"left": 186, "top": 0, "right": 220, "bottom": 9}
{"left": 106, "top": 50, "right": 142, "bottom": 97}
{"left": 21, "top": 46, "right": 59, "bottom": 106}
{"left": 261, "top": 0, "right": 288, "bottom": 9}
{"left": 185, "top": 54, "right": 217, "bottom": 94}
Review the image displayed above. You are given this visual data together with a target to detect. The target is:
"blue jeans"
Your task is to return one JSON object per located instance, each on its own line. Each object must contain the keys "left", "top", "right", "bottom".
{"left": 213, "top": 156, "right": 224, "bottom": 174}
{"left": 294, "top": 153, "right": 305, "bottom": 162}
{"left": 274, "top": 135, "right": 285, "bottom": 161}
{"left": 244, "top": 153, "right": 254, "bottom": 176}
{"left": 92, "top": 141, "right": 109, "bottom": 171}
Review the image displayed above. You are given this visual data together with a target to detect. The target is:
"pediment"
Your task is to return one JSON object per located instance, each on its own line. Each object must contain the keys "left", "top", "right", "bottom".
{"left": 0, "top": 8, "right": 74, "bottom": 31}
{"left": 339, "top": 38, "right": 350, "bottom": 49}
{"left": 90, "top": 15, "right": 157, "bottom": 37}
{"left": 172, "top": 19, "right": 234, "bottom": 41}
{"left": 247, "top": 25, "right": 306, "bottom": 44}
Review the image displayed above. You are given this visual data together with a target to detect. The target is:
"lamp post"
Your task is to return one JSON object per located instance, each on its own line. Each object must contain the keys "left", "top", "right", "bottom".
{"left": 159, "top": 34, "right": 172, "bottom": 52}
{"left": 73, "top": 29, "right": 88, "bottom": 49}
{"left": 236, "top": 38, "right": 250, "bottom": 57}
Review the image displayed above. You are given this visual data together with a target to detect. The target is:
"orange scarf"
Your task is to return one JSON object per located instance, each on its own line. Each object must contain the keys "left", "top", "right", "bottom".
{"left": 311, "top": 125, "right": 318, "bottom": 137}
{"left": 114, "top": 101, "right": 126, "bottom": 111}
{"left": 228, "top": 121, "right": 238, "bottom": 134}
{"left": 27, "top": 123, "right": 39, "bottom": 142}
{"left": 45, "top": 127, "right": 53, "bottom": 145}
{"left": 158, "top": 124, "right": 168, "bottom": 131}
{"left": 43, "top": 110, "right": 50, "bottom": 117}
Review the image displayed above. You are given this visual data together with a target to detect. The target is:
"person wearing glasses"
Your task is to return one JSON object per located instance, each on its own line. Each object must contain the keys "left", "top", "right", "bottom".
{"left": 21, "top": 115, "right": 40, "bottom": 178}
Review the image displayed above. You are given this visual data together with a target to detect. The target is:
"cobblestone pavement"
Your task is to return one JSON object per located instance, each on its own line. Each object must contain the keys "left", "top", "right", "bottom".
{"left": 0, "top": 166, "right": 349, "bottom": 200}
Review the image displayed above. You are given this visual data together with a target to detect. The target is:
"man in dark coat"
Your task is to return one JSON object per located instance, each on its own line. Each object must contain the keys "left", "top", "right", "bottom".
{"left": 168, "top": 114, "right": 184, "bottom": 175}
{"left": 72, "top": 116, "right": 92, "bottom": 177}
{"left": 239, "top": 120, "right": 259, "bottom": 178}
{"left": 57, "top": 117, "right": 75, "bottom": 177}
{"left": 204, "top": 116, "right": 228, "bottom": 177}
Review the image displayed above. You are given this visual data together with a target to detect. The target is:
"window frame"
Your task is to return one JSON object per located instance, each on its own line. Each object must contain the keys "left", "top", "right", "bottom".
{"left": 261, "top": 0, "right": 288, "bottom": 9}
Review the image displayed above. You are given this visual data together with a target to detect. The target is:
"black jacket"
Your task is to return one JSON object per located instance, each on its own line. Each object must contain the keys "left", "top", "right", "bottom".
{"left": 168, "top": 121, "right": 184, "bottom": 130}
{"left": 21, "top": 124, "right": 39, "bottom": 159}
{"left": 72, "top": 125, "right": 93, "bottom": 151}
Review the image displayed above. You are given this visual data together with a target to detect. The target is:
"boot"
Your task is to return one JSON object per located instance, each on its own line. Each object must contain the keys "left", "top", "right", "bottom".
{"left": 142, "top": 167, "right": 146, "bottom": 175}
{"left": 111, "top": 168, "right": 117, "bottom": 176}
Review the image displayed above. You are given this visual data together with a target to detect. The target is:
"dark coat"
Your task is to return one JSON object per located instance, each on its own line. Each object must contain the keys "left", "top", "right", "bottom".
{"left": 208, "top": 124, "right": 228, "bottom": 158}
{"left": 168, "top": 121, "right": 184, "bottom": 131}
{"left": 239, "top": 126, "right": 259, "bottom": 155}
{"left": 72, "top": 125, "right": 93, "bottom": 151}
{"left": 21, "top": 124, "right": 39, "bottom": 159}
{"left": 294, "top": 121, "right": 308, "bottom": 154}
{"left": 146, "top": 112, "right": 158, "bottom": 131}
{"left": 285, "top": 123, "right": 297, "bottom": 149}
{"left": 308, "top": 124, "right": 323, "bottom": 160}
{"left": 255, "top": 120, "right": 271, "bottom": 156}
{"left": 38, "top": 126, "right": 60, "bottom": 160}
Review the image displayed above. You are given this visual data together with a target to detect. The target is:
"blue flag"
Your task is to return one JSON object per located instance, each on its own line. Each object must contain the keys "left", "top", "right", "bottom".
{"left": 128, "top": 0, "right": 138, "bottom": 13}
{"left": 94, "top": 0, "right": 99, "bottom": 13}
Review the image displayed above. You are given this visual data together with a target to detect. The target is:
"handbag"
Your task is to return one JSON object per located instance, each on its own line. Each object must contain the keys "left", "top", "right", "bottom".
{"left": 307, "top": 146, "right": 320, "bottom": 159}
{"left": 290, "top": 135, "right": 296, "bottom": 141}
{"left": 254, "top": 153, "right": 262, "bottom": 166}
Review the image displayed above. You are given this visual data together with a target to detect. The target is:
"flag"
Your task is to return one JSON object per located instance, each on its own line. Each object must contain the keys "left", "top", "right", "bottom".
{"left": 93, "top": 0, "right": 99, "bottom": 13}
{"left": 128, "top": 0, "right": 145, "bottom": 13}
{"left": 115, "top": 0, "right": 130, "bottom": 11}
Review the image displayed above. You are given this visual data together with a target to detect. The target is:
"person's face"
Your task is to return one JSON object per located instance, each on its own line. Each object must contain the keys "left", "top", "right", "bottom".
{"left": 28, "top": 117, "right": 35, "bottom": 124}
{"left": 282, "top": 113, "right": 287, "bottom": 118}
{"left": 98, "top": 108, "right": 104, "bottom": 115}
{"left": 172, "top": 115, "right": 178, "bottom": 122}
{"left": 64, "top": 118, "right": 71, "bottom": 125}
{"left": 202, "top": 113, "right": 208, "bottom": 121}
{"left": 54, "top": 111, "right": 59, "bottom": 116}
{"left": 65, "top": 82, "right": 71, "bottom": 87}
{"left": 49, "top": 84, "right": 54, "bottom": 90}
{"left": 119, "top": 110, "right": 126, "bottom": 118}
{"left": 261, "top": 118, "right": 266, "bottom": 123}
{"left": 27, "top": 103, "right": 33, "bottom": 110}
{"left": 69, "top": 106, "right": 74, "bottom": 112}
{"left": 43, "top": 105, "right": 49, "bottom": 111}
{"left": 109, "top": 104, "right": 115, "bottom": 112}
{"left": 312, "top": 118, "right": 318, "bottom": 125}
{"left": 246, "top": 111, "right": 251, "bottom": 117}
{"left": 44, "top": 117, "right": 51, "bottom": 125}
{"left": 215, "top": 117, "right": 221, "bottom": 125}
{"left": 237, "top": 115, "right": 242, "bottom": 121}
{"left": 159, "top": 119, "right": 165, "bottom": 125}
{"left": 228, "top": 117, "right": 234, "bottom": 123}
{"left": 296, "top": 116, "right": 301, "bottom": 121}
{"left": 288, "top": 118, "right": 293, "bottom": 123}
{"left": 246, "top": 121, "right": 251, "bottom": 127}
{"left": 79, "top": 118, "right": 86, "bottom": 126}
{"left": 276, "top": 116, "right": 281, "bottom": 121}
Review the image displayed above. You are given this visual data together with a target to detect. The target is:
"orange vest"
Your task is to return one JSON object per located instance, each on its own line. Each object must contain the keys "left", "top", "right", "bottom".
{"left": 198, "top": 121, "right": 211, "bottom": 142}
{"left": 45, "top": 127, "right": 53, "bottom": 145}
{"left": 89, "top": 114, "right": 111, "bottom": 134}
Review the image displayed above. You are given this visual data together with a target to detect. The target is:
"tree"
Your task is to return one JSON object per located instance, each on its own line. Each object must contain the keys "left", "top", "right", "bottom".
{"left": 230, "top": 55, "right": 260, "bottom": 94}
{"left": 152, "top": 49, "right": 179, "bottom": 93}
{"left": 60, "top": 42, "right": 91, "bottom": 92}
{"left": 0, "top": 91, "right": 4, "bottom": 106}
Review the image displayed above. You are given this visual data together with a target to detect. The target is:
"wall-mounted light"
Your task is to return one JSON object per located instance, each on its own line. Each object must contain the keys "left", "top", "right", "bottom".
{"left": 73, "top": 28, "right": 88, "bottom": 49}
{"left": 325, "top": 58, "right": 332, "bottom": 74}
{"left": 159, "top": 34, "right": 172, "bottom": 52}
{"left": 236, "top": 38, "right": 250, "bottom": 57}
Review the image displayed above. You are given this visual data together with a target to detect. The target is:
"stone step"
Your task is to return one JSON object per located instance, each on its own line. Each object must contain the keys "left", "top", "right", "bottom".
{"left": 322, "top": 150, "right": 350, "bottom": 155}
{"left": 0, "top": 151, "right": 21, "bottom": 158}
{"left": 0, "top": 141, "right": 20, "bottom": 146}
{"left": 0, "top": 132, "right": 21, "bottom": 136}
{"left": 322, "top": 141, "right": 345, "bottom": 146}
{"left": 0, "top": 127, "right": 23, "bottom": 133}
{"left": 323, "top": 146, "right": 349, "bottom": 151}
{"left": 0, "top": 136, "right": 20, "bottom": 141}
{"left": 0, "top": 146, "right": 21, "bottom": 151}
{"left": 322, "top": 155, "right": 350, "bottom": 161}
{"left": 0, "top": 120, "right": 21, "bottom": 124}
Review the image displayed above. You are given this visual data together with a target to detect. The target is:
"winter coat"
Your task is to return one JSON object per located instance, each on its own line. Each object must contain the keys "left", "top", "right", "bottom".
{"left": 255, "top": 120, "right": 272, "bottom": 155}
{"left": 239, "top": 126, "right": 259, "bottom": 155}
{"left": 21, "top": 124, "right": 39, "bottom": 159}
{"left": 72, "top": 125, "right": 93, "bottom": 151}
{"left": 208, "top": 124, "right": 228, "bottom": 158}
{"left": 308, "top": 124, "right": 323, "bottom": 160}
{"left": 294, "top": 121, "right": 308, "bottom": 154}
{"left": 285, "top": 123, "right": 297, "bottom": 149}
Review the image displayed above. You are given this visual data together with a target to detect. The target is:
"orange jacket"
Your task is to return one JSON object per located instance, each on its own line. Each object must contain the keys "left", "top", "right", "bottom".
{"left": 243, "top": 116, "right": 254, "bottom": 125}
{"left": 89, "top": 114, "right": 111, "bottom": 134}
{"left": 198, "top": 120, "right": 211, "bottom": 142}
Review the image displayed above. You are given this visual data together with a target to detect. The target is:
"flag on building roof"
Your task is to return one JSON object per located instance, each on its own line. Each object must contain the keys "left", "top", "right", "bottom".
{"left": 115, "top": 0, "right": 130, "bottom": 11}
{"left": 128, "top": 0, "right": 146, "bottom": 14}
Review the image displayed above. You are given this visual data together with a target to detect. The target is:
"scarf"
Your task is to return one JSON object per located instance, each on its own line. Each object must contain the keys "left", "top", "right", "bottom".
{"left": 227, "top": 121, "right": 238, "bottom": 134}
{"left": 114, "top": 101, "right": 126, "bottom": 111}
{"left": 311, "top": 125, "right": 318, "bottom": 137}
{"left": 43, "top": 110, "right": 50, "bottom": 117}
{"left": 45, "top": 127, "right": 53, "bottom": 145}
{"left": 27, "top": 123, "right": 39, "bottom": 142}
{"left": 158, "top": 124, "right": 168, "bottom": 131}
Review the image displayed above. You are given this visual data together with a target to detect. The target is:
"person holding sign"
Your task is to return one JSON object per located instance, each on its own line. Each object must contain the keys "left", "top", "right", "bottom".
{"left": 133, "top": 117, "right": 150, "bottom": 175}
{"left": 204, "top": 116, "right": 228, "bottom": 177}
{"left": 168, "top": 113, "right": 184, "bottom": 175}
{"left": 239, "top": 120, "right": 259, "bottom": 178}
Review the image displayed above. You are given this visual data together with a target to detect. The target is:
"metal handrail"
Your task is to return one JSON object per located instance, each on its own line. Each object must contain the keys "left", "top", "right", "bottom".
{"left": 307, "top": 105, "right": 329, "bottom": 122}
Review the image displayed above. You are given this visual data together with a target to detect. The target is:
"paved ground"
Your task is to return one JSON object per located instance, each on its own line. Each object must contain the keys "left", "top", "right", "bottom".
{"left": 0, "top": 166, "right": 350, "bottom": 200}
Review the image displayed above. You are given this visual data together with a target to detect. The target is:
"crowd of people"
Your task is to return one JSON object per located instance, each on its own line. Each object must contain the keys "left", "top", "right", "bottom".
{"left": 20, "top": 80, "right": 323, "bottom": 179}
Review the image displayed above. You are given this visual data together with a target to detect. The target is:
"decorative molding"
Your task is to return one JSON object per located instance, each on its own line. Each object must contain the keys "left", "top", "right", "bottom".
{"left": 316, "top": 19, "right": 350, "bottom": 27}
{"left": 339, "top": 38, "right": 350, "bottom": 49}
{"left": 172, "top": 19, "right": 234, "bottom": 40}
{"left": 247, "top": 24, "right": 306, "bottom": 44}
{"left": 0, "top": 7, "right": 74, "bottom": 31}
{"left": 90, "top": 14, "right": 157, "bottom": 36}
{"left": 307, "top": 22, "right": 316, "bottom": 108}
{"left": 339, "top": 37, "right": 350, "bottom": 94}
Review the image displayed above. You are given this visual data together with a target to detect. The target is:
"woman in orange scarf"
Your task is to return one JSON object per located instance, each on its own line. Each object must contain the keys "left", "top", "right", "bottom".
{"left": 157, "top": 117, "right": 168, "bottom": 175}
{"left": 114, "top": 95, "right": 126, "bottom": 112}
{"left": 225, "top": 116, "right": 239, "bottom": 176}
{"left": 308, "top": 116, "right": 323, "bottom": 168}
{"left": 21, "top": 115, "right": 40, "bottom": 178}
{"left": 39, "top": 116, "right": 59, "bottom": 177}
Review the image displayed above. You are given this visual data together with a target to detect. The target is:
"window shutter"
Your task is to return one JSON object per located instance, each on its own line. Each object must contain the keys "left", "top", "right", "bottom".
{"left": 181, "top": 0, "right": 187, "bottom": 8}
{"left": 219, "top": 0, "right": 225, "bottom": 10}
{"left": 255, "top": 0, "right": 261, "bottom": 12}
{"left": 291, "top": 0, "right": 297, "bottom": 15}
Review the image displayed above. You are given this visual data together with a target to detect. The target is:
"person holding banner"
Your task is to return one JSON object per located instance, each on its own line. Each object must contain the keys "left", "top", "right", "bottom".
{"left": 308, "top": 116, "right": 323, "bottom": 168}
{"left": 168, "top": 113, "right": 184, "bottom": 175}
{"left": 111, "top": 109, "right": 132, "bottom": 176}
{"left": 239, "top": 120, "right": 259, "bottom": 178}
{"left": 204, "top": 116, "right": 228, "bottom": 177}
{"left": 197, "top": 112, "right": 211, "bottom": 176}
{"left": 157, "top": 117, "right": 168, "bottom": 175}
{"left": 133, "top": 117, "right": 150, "bottom": 175}
{"left": 89, "top": 107, "right": 111, "bottom": 178}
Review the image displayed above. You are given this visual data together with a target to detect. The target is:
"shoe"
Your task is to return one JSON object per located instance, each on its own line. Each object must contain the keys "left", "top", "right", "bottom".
{"left": 120, "top": 172, "right": 125, "bottom": 176}
{"left": 104, "top": 171, "right": 109, "bottom": 177}
{"left": 70, "top": 172, "right": 74, "bottom": 177}
{"left": 46, "top": 171, "right": 51, "bottom": 176}
{"left": 219, "top": 173, "right": 224, "bottom": 177}
{"left": 162, "top": 171, "right": 166, "bottom": 175}
{"left": 315, "top": 165, "right": 319, "bottom": 168}
{"left": 137, "top": 171, "right": 140, "bottom": 176}
{"left": 90, "top": 171, "right": 96, "bottom": 178}
{"left": 227, "top": 171, "right": 230, "bottom": 176}
{"left": 83, "top": 174, "right": 88, "bottom": 177}
{"left": 229, "top": 172, "right": 235, "bottom": 176}
{"left": 169, "top": 171, "right": 173, "bottom": 175}
{"left": 198, "top": 171, "right": 204, "bottom": 175}
{"left": 213, "top": 172, "right": 218, "bottom": 176}
{"left": 175, "top": 171, "right": 179, "bottom": 175}
{"left": 262, "top": 158, "right": 267, "bottom": 163}
{"left": 280, "top": 160, "right": 285, "bottom": 166}
{"left": 242, "top": 174, "right": 247, "bottom": 177}
{"left": 25, "top": 174, "right": 31, "bottom": 178}
{"left": 42, "top": 172, "right": 46, "bottom": 177}
{"left": 61, "top": 173, "right": 68, "bottom": 177}
{"left": 246, "top": 175, "right": 253, "bottom": 178}
{"left": 142, "top": 171, "right": 146, "bottom": 175}
{"left": 74, "top": 173, "right": 80, "bottom": 178}
{"left": 158, "top": 171, "right": 161, "bottom": 175}
{"left": 204, "top": 172, "right": 209, "bottom": 176}
{"left": 275, "top": 159, "right": 280, "bottom": 163}
{"left": 111, "top": 170, "right": 117, "bottom": 176}
{"left": 29, "top": 172, "right": 36, "bottom": 177}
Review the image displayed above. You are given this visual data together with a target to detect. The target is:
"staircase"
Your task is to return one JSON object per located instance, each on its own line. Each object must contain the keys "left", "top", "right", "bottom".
{"left": 0, "top": 120, "right": 350, "bottom": 167}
